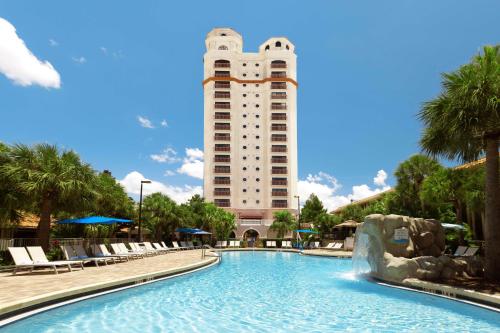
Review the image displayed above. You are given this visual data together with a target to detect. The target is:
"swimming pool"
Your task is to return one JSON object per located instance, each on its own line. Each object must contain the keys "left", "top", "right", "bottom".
{"left": 1, "top": 252, "right": 499, "bottom": 332}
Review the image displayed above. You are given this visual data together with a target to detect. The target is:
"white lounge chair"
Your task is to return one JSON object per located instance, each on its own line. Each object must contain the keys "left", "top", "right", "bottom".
{"left": 332, "top": 242, "right": 343, "bottom": 250}
{"left": 161, "top": 241, "right": 179, "bottom": 251}
{"left": 143, "top": 242, "right": 164, "bottom": 255}
{"left": 463, "top": 247, "right": 479, "bottom": 256}
{"left": 233, "top": 240, "right": 241, "bottom": 248}
{"left": 266, "top": 241, "right": 275, "bottom": 248}
{"left": 215, "top": 241, "right": 224, "bottom": 248}
{"left": 8, "top": 247, "right": 74, "bottom": 275}
{"left": 152, "top": 242, "right": 170, "bottom": 253}
{"left": 173, "top": 241, "right": 189, "bottom": 250}
{"left": 129, "top": 242, "right": 155, "bottom": 256}
{"left": 111, "top": 243, "right": 143, "bottom": 258}
{"left": 61, "top": 244, "right": 112, "bottom": 267}
{"left": 26, "top": 246, "right": 84, "bottom": 271}
{"left": 95, "top": 244, "right": 129, "bottom": 261}
{"left": 282, "top": 240, "right": 292, "bottom": 248}
{"left": 453, "top": 246, "right": 468, "bottom": 256}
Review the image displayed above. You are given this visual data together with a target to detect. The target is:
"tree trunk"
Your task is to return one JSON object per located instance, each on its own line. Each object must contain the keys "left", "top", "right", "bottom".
{"left": 38, "top": 197, "right": 52, "bottom": 251}
{"left": 484, "top": 136, "right": 500, "bottom": 281}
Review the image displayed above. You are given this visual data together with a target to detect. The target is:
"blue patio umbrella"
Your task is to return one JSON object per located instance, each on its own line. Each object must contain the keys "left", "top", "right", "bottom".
{"left": 175, "top": 228, "right": 211, "bottom": 234}
{"left": 295, "top": 229, "right": 319, "bottom": 234}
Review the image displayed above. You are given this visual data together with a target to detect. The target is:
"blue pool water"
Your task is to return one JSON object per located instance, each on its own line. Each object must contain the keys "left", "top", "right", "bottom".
{"left": 1, "top": 252, "right": 499, "bottom": 332}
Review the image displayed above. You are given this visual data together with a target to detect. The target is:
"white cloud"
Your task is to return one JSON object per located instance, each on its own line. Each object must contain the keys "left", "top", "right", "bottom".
{"left": 298, "top": 170, "right": 391, "bottom": 211}
{"left": 137, "top": 116, "right": 154, "bottom": 129}
{"left": 161, "top": 120, "right": 168, "bottom": 127}
{"left": 373, "top": 169, "right": 388, "bottom": 187}
{"left": 177, "top": 148, "right": 204, "bottom": 179}
{"left": 49, "top": 39, "right": 58, "bottom": 47}
{"left": 120, "top": 171, "right": 202, "bottom": 204}
{"left": 150, "top": 147, "right": 180, "bottom": 163}
{"left": 164, "top": 170, "right": 176, "bottom": 176}
{"left": 0, "top": 18, "right": 61, "bottom": 88}
{"left": 100, "top": 46, "right": 107, "bottom": 54}
{"left": 72, "top": 56, "right": 86, "bottom": 64}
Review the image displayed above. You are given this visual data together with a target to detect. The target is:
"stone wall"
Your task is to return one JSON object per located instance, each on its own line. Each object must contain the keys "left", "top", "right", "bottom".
{"left": 353, "top": 214, "right": 482, "bottom": 283}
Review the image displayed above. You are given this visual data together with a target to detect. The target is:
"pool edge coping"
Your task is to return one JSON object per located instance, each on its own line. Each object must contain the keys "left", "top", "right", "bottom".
{"left": 0, "top": 256, "right": 219, "bottom": 326}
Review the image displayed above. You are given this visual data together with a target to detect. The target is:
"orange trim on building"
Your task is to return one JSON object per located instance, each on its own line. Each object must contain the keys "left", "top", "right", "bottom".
{"left": 203, "top": 76, "right": 298, "bottom": 87}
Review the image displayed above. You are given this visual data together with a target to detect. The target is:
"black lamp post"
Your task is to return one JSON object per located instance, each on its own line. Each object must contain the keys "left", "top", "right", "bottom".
{"left": 138, "top": 180, "right": 151, "bottom": 242}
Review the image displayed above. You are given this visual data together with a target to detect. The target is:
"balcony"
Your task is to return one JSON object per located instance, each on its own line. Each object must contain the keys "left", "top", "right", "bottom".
{"left": 214, "top": 113, "right": 230, "bottom": 120}
{"left": 272, "top": 190, "right": 288, "bottom": 197}
{"left": 214, "top": 177, "right": 230, "bottom": 185}
{"left": 272, "top": 178, "right": 288, "bottom": 186}
{"left": 215, "top": 144, "right": 230, "bottom": 152}
{"left": 271, "top": 82, "right": 287, "bottom": 89}
{"left": 214, "top": 134, "right": 231, "bottom": 141}
{"left": 271, "top": 145, "right": 287, "bottom": 152}
{"left": 215, "top": 102, "right": 230, "bottom": 109}
{"left": 271, "top": 92, "right": 287, "bottom": 99}
{"left": 214, "top": 189, "right": 231, "bottom": 196}
{"left": 271, "top": 71, "right": 287, "bottom": 78}
{"left": 271, "top": 135, "right": 287, "bottom": 142}
{"left": 214, "top": 92, "right": 231, "bottom": 99}
{"left": 214, "top": 61, "right": 230, "bottom": 68}
{"left": 215, "top": 199, "right": 230, "bottom": 207}
{"left": 271, "top": 114, "right": 287, "bottom": 121}
{"left": 271, "top": 103, "right": 287, "bottom": 110}
{"left": 214, "top": 123, "right": 230, "bottom": 130}
{"left": 272, "top": 200, "right": 288, "bottom": 208}
{"left": 271, "top": 61, "right": 287, "bottom": 69}
{"left": 271, "top": 157, "right": 288, "bottom": 163}
{"left": 215, "top": 81, "right": 230, "bottom": 89}
{"left": 271, "top": 124, "right": 287, "bottom": 131}
{"left": 214, "top": 166, "right": 231, "bottom": 173}
{"left": 214, "top": 156, "right": 230, "bottom": 163}
{"left": 215, "top": 71, "right": 230, "bottom": 78}
{"left": 272, "top": 168, "right": 287, "bottom": 175}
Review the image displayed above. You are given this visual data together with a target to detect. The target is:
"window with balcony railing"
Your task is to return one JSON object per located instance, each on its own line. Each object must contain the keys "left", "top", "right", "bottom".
{"left": 214, "top": 123, "right": 230, "bottom": 130}
{"left": 214, "top": 91, "right": 230, "bottom": 99}
{"left": 214, "top": 60, "right": 230, "bottom": 68}
{"left": 214, "top": 177, "right": 230, "bottom": 185}
{"left": 271, "top": 82, "right": 287, "bottom": 89}
{"left": 271, "top": 113, "right": 287, "bottom": 121}
{"left": 215, "top": 144, "right": 230, "bottom": 152}
{"left": 272, "top": 167, "right": 287, "bottom": 174}
{"left": 215, "top": 102, "right": 230, "bottom": 109}
{"left": 214, "top": 166, "right": 231, "bottom": 173}
{"left": 271, "top": 134, "right": 287, "bottom": 142}
{"left": 272, "top": 189, "right": 288, "bottom": 196}
{"left": 272, "top": 200, "right": 288, "bottom": 208}
{"left": 272, "top": 178, "right": 288, "bottom": 185}
{"left": 215, "top": 71, "right": 230, "bottom": 77}
{"left": 271, "top": 145, "right": 287, "bottom": 152}
{"left": 214, "top": 112, "right": 230, "bottom": 120}
{"left": 271, "top": 103, "right": 287, "bottom": 110}
{"left": 214, "top": 81, "right": 230, "bottom": 89}
{"left": 214, "top": 188, "right": 231, "bottom": 196}
{"left": 214, "top": 155, "right": 230, "bottom": 163}
{"left": 271, "top": 71, "right": 286, "bottom": 78}
{"left": 271, "top": 92, "right": 287, "bottom": 99}
{"left": 271, "top": 60, "right": 287, "bottom": 69}
{"left": 271, "top": 124, "right": 287, "bottom": 131}
{"left": 271, "top": 156, "right": 288, "bottom": 163}
{"left": 214, "top": 199, "right": 230, "bottom": 207}
{"left": 215, "top": 133, "right": 231, "bottom": 141}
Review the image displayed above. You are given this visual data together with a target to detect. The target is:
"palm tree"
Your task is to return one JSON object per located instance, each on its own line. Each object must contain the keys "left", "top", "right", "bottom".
{"left": 418, "top": 45, "right": 500, "bottom": 281}
{"left": 270, "top": 210, "right": 296, "bottom": 239}
{"left": 0, "top": 144, "right": 96, "bottom": 250}
{"left": 142, "top": 193, "right": 178, "bottom": 240}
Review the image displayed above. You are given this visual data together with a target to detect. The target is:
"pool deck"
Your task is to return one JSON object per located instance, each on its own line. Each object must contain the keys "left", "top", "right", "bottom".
{"left": 0, "top": 250, "right": 217, "bottom": 319}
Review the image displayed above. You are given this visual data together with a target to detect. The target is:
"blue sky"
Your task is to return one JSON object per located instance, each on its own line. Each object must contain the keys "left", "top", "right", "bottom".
{"left": 0, "top": 1, "right": 498, "bottom": 209}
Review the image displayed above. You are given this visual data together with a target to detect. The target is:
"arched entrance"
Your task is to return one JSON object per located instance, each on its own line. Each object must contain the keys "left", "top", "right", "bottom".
{"left": 228, "top": 231, "right": 236, "bottom": 239}
{"left": 243, "top": 229, "right": 259, "bottom": 247}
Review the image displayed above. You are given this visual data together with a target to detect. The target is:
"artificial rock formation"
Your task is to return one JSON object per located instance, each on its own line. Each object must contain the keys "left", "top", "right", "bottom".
{"left": 353, "top": 214, "right": 482, "bottom": 283}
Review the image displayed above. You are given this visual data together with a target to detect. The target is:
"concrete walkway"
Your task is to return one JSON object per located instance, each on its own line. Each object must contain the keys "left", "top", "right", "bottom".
{"left": 0, "top": 250, "right": 216, "bottom": 318}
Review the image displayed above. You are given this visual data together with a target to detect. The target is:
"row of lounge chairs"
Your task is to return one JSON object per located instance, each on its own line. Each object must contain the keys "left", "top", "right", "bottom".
{"left": 8, "top": 240, "right": 202, "bottom": 275}
{"left": 215, "top": 240, "right": 242, "bottom": 248}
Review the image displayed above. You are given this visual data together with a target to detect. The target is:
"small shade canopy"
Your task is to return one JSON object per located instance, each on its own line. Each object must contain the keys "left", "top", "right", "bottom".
{"left": 58, "top": 216, "right": 133, "bottom": 225}
{"left": 334, "top": 220, "right": 361, "bottom": 228}
{"left": 441, "top": 223, "right": 466, "bottom": 230}
{"left": 175, "top": 228, "right": 212, "bottom": 235}
{"left": 295, "top": 229, "right": 319, "bottom": 234}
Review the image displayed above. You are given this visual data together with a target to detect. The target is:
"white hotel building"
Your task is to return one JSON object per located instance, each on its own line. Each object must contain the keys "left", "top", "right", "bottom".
{"left": 203, "top": 28, "right": 298, "bottom": 239}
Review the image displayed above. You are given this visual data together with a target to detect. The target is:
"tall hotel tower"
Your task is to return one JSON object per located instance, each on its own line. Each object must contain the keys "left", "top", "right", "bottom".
{"left": 203, "top": 28, "right": 298, "bottom": 239}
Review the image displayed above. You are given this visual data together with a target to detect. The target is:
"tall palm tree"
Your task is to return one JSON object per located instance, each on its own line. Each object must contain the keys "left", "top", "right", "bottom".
{"left": 419, "top": 45, "right": 500, "bottom": 281}
{"left": 142, "top": 193, "right": 178, "bottom": 240}
{"left": 270, "top": 210, "right": 296, "bottom": 239}
{"left": 0, "top": 144, "right": 97, "bottom": 250}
